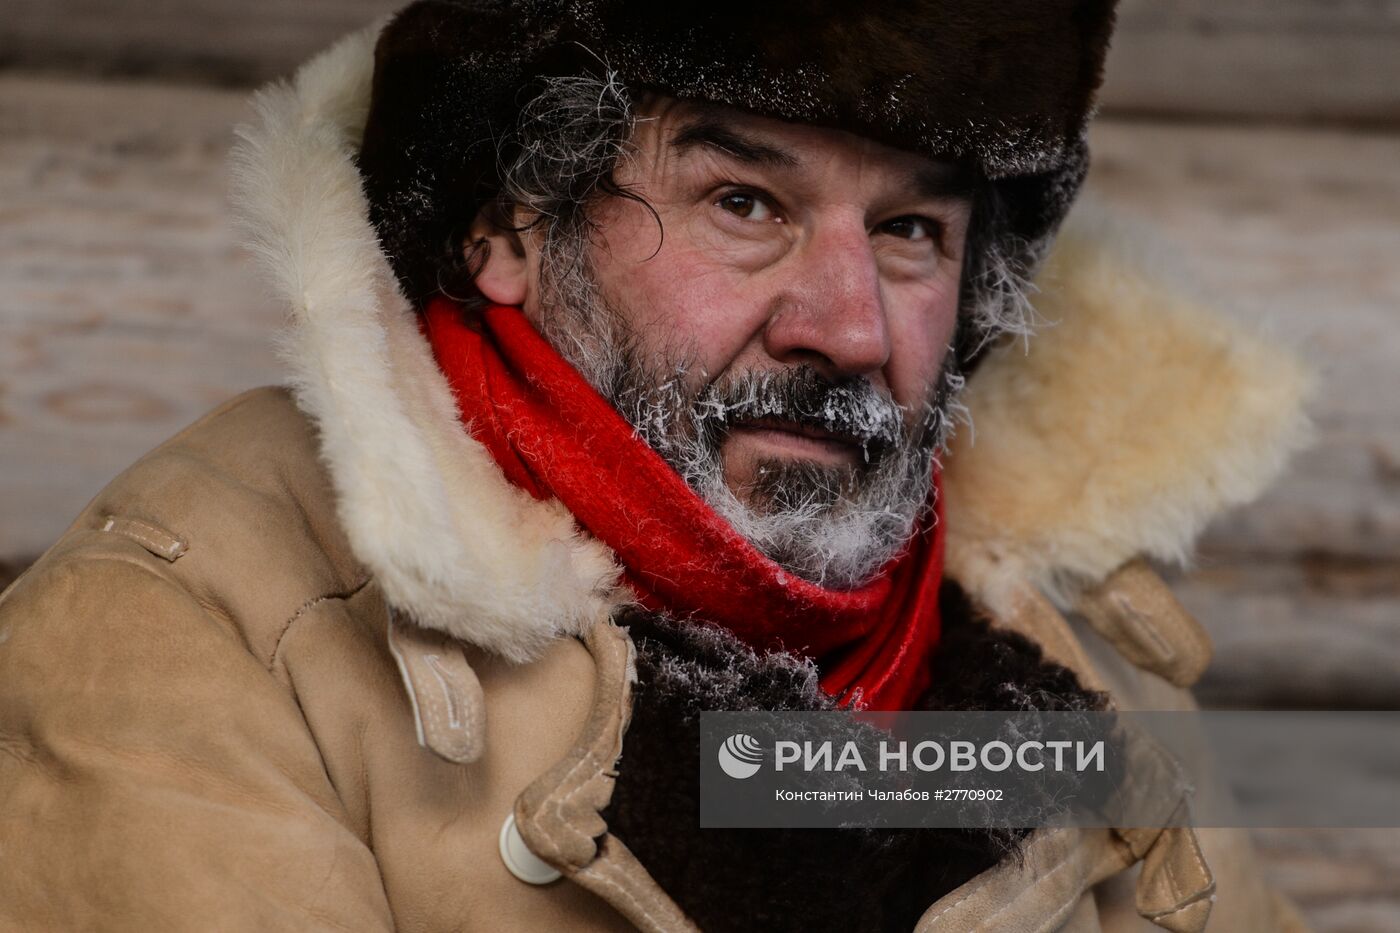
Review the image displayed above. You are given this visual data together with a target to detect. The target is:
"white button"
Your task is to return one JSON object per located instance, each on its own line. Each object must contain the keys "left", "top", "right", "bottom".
{"left": 498, "top": 812, "right": 562, "bottom": 885}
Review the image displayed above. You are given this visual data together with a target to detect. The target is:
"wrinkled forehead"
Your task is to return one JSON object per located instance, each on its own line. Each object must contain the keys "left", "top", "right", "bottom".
{"left": 626, "top": 95, "right": 976, "bottom": 200}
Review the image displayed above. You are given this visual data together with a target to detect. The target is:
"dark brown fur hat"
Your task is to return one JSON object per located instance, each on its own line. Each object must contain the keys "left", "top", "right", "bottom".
{"left": 359, "top": 0, "right": 1118, "bottom": 312}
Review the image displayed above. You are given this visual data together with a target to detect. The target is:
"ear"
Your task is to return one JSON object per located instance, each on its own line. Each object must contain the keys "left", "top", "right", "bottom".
{"left": 466, "top": 204, "right": 529, "bottom": 306}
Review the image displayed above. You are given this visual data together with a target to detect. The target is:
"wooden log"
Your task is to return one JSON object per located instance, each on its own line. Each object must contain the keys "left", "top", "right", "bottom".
{"left": 0, "top": 76, "right": 281, "bottom": 558}
{"left": 1251, "top": 828, "right": 1400, "bottom": 932}
{"left": 1102, "top": 0, "right": 1400, "bottom": 125}
{"left": 0, "top": 0, "right": 399, "bottom": 86}
{"left": 1163, "top": 555, "right": 1400, "bottom": 709}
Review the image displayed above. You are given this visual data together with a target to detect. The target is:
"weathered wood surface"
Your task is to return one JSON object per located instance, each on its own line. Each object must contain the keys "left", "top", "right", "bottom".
{"left": 1105, "top": 0, "right": 1400, "bottom": 125}
{"left": 1253, "top": 828, "right": 1400, "bottom": 932}
{"left": 1171, "top": 556, "right": 1400, "bottom": 710}
{"left": 0, "top": 0, "right": 399, "bottom": 86}
{"left": 0, "top": 76, "right": 281, "bottom": 557}
{"left": 2, "top": 0, "right": 1399, "bottom": 125}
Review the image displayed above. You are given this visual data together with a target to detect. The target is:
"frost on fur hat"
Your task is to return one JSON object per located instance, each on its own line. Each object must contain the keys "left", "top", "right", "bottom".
{"left": 359, "top": 0, "right": 1119, "bottom": 310}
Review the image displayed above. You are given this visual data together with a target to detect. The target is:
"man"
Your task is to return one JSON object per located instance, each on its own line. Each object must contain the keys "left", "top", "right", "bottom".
{"left": 0, "top": 2, "right": 1313, "bottom": 930}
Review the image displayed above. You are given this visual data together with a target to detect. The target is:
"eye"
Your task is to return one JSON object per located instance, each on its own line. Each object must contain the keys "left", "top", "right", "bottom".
{"left": 716, "top": 190, "right": 779, "bottom": 222}
{"left": 879, "top": 216, "right": 939, "bottom": 242}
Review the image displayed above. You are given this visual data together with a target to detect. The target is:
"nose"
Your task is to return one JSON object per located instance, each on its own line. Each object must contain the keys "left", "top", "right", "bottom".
{"left": 762, "top": 220, "right": 891, "bottom": 379}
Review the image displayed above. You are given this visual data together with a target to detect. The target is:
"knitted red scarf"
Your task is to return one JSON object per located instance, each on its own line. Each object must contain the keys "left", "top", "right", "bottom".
{"left": 422, "top": 297, "right": 945, "bottom": 710}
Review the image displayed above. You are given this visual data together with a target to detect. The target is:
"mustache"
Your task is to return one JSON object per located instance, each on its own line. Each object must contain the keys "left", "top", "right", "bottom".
{"left": 690, "top": 366, "right": 905, "bottom": 458}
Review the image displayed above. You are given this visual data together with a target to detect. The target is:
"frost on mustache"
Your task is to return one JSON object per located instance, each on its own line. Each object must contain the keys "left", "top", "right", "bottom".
{"left": 609, "top": 359, "right": 963, "bottom": 590}
{"left": 688, "top": 368, "right": 904, "bottom": 466}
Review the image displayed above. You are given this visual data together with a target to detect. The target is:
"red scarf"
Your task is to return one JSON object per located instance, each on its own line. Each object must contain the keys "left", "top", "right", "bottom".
{"left": 422, "top": 297, "right": 945, "bottom": 710}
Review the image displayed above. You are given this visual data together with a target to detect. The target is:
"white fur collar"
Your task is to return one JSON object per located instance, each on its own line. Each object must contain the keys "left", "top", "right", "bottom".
{"left": 230, "top": 25, "right": 1313, "bottom": 659}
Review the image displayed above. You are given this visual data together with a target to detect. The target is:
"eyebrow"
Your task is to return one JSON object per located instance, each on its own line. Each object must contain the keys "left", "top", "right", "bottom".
{"left": 670, "top": 117, "right": 801, "bottom": 169}
{"left": 671, "top": 114, "right": 975, "bottom": 204}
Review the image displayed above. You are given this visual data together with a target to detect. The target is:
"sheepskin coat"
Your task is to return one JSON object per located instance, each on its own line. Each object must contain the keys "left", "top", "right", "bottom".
{"left": 0, "top": 24, "right": 1315, "bottom": 933}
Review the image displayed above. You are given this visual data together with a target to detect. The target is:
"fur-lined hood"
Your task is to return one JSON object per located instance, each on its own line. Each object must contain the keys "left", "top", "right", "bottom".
{"left": 230, "top": 24, "right": 1313, "bottom": 662}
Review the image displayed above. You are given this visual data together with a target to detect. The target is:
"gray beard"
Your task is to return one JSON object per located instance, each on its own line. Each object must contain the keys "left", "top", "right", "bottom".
{"left": 532, "top": 253, "right": 966, "bottom": 590}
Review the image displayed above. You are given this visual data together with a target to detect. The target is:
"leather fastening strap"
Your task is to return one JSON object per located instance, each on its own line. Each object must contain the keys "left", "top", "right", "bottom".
{"left": 514, "top": 620, "right": 699, "bottom": 933}
{"left": 386, "top": 610, "right": 487, "bottom": 764}
{"left": 1132, "top": 823, "right": 1216, "bottom": 932}
{"left": 1075, "top": 559, "right": 1214, "bottom": 689}
{"left": 914, "top": 826, "right": 1138, "bottom": 931}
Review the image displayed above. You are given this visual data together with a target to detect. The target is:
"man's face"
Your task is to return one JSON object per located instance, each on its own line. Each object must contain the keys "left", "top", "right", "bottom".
{"left": 472, "top": 96, "right": 973, "bottom": 586}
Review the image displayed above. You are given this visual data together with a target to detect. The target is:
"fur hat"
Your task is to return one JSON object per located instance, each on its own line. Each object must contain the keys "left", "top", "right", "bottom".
{"left": 359, "top": 0, "right": 1119, "bottom": 337}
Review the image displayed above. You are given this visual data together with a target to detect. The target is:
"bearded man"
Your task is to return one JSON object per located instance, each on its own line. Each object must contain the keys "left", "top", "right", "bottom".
{"left": 0, "top": 2, "right": 1315, "bottom": 931}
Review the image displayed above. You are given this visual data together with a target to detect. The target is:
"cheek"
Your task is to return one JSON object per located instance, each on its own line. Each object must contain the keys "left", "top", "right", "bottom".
{"left": 590, "top": 210, "right": 772, "bottom": 383}
{"left": 884, "top": 273, "right": 962, "bottom": 407}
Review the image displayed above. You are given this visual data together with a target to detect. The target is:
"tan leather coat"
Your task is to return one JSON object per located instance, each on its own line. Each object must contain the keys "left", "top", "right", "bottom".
{"left": 0, "top": 23, "right": 1316, "bottom": 933}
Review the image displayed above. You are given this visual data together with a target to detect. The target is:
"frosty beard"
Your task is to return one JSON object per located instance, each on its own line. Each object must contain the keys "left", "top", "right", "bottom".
{"left": 531, "top": 253, "right": 966, "bottom": 590}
